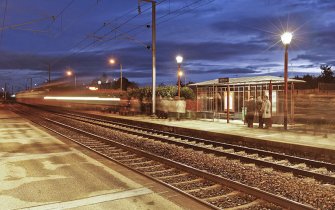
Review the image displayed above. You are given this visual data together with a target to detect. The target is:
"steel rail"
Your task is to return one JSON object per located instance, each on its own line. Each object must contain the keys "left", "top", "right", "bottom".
{"left": 53, "top": 112, "right": 335, "bottom": 185}
{"left": 44, "top": 117, "right": 314, "bottom": 210}
{"left": 61, "top": 110, "right": 335, "bottom": 171}
{"left": 9, "top": 105, "right": 220, "bottom": 210}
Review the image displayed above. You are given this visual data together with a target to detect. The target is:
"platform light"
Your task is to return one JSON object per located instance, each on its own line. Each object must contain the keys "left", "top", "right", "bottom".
{"left": 66, "top": 70, "right": 73, "bottom": 76}
{"left": 109, "top": 59, "right": 115, "bottom": 64}
{"left": 66, "top": 69, "right": 77, "bottom": 88}
{"left": 281, "top": 32, "right": 293, "bottom": 130}
{"left": 109, "top": 58, "right": 123, "bottom": 91}
{"left": 281, "top": 32, "right": 292, "bottom": 45}
{"left": 176, "top": 55, "right": 183, "bottom": 64}
{"left": 176, "top": 55, "right": 183, "bottom": 98}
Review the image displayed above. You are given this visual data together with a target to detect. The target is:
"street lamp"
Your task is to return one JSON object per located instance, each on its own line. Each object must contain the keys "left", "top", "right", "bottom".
{"left": 281, "top": 32, "right": 292, "bottom": 130}
{"left": 109, "top": 58, "right": 123, "bottom": 91}
{"left": 66, "top": 69, "right": 76, "bottom": 88}
{"left": 176, "top": 55, "right": 183, "bottom": 98}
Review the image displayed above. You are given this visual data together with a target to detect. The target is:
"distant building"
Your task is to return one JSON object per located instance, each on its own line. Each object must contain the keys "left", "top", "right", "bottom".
{"left": 189, "top": 75, "right": 304, "bottom": 123}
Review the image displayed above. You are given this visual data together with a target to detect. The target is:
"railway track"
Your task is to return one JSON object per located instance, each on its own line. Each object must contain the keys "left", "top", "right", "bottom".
{"left": 49, "top": 109, "right": 335, "bottom": 185}
{"left": 11, "top": 104, "right": 335, "bottom": 209}
{"left": 9, "top": 105, "right": 289, "bottom": 210}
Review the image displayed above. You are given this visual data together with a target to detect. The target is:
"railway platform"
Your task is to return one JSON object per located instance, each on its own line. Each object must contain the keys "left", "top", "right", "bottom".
{"left": 0, "top": 105, "right": 210, "bottom": 210}
{"left": 84, "top": 111, "right": 335, "bottom": 162}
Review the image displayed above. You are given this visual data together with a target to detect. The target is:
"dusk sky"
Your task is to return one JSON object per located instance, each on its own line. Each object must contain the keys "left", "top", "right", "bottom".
{"left": 0, "top": 0, "right": 334, "bottom": 91}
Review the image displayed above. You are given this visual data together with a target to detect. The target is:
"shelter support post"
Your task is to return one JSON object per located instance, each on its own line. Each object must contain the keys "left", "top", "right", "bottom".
{"left": 227, "top": 85, "right": 230, "bottom": 123}
{"left": 291, "top": 82, "right": 294, "bottom": 125}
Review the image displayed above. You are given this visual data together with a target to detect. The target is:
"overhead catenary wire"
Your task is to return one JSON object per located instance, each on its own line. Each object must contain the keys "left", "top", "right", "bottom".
{"left": 0, "top": 1, "right": 55, "bottom": 36}
{"left": 0, "top": 16, "right": 55, "bottom": 31}
{"left": 52, "top": 1, "right": 101, "bottom": 39}
{"left": 157, "top": 0, "right": 216, "bottom": 25}
{"left": 93, "top": 0, "right": 215, "bottom": 49}
{"left": 43, "top": 0, "right": 76, "bottom": 32}
{"left": 53, "top": 0, "right": 153, "bottom": 56}
{"left": 74, "top": 0, "right": 193, "bottom": 52}
{"left": 0, "top": 0, "right": 8, "bottom": 45}
{"left": 56, "top": 0, "right": 76, "bottom": 18}
{"left": 50, "top": 0, "right": 213, "bottom": 71}
{"left": 72, "top": 0, "right": 169, "bottom": 51}
{"left": 49, "top": 0, "right": 161, "bottom": 66}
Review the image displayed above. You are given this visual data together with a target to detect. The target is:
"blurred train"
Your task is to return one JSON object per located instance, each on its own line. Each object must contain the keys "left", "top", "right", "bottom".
{"left": 16, "top": 89, "right": 136, "bottom": 114}
{"left": 15, "top": 80, "right": 133, "bottom": 113}
{"left": 15, "top": 84, "right": 186, "bottom": 117}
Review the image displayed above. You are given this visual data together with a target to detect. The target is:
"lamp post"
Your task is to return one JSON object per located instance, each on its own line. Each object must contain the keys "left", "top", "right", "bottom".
{"left": 109, "top": 59, "right": 123, "bottom": 91}
{"left": 66, "top": 70, "right": 76, "bottom": 88}
{"left": 176, "top": 55, "right": 183, "bottom": 98}
{"left": 281, "top": 32, "right": 292, "bottom": 130}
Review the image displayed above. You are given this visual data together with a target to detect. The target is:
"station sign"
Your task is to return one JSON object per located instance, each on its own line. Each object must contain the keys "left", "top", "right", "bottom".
{"left": 218, "top": 77, "right": 229, "bottom": 83}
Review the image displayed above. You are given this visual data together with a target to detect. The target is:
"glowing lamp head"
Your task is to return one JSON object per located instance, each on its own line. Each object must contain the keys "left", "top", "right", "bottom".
{"left": 109, "top": 59, "right": 115, "bottom": 64}
{"left": 178, "top": 71, "right": 183, "bottom": 77}
{"left": 281, "top": 32, "right": 292, "bottom": 45}
{"left": 66, "top": 71, "right": 73, "bottom": 76}
{"left": 176, "top": 55, "right": 183, "bottom": 64}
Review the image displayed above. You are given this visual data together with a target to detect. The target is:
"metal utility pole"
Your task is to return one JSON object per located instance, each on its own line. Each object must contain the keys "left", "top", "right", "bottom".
{"left": 30, "top": 78, "right": 33, "bottom": 90}
{"left": 48, "top": 64, "right": 51, "bottom": 83}
{"left": 140, "top": 0, "right": 156, "bottom": 115}
{"left": 120, "top": 64, "right": 123, "bottom": 91}
{"left": 4, "top": 83, "right": 7, "bottom": 100}
{"left": 178, "top": 63, "right": 181, "bottom": 98}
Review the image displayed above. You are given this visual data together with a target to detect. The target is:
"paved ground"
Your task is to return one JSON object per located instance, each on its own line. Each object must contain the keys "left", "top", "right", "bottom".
{"left": 0, "top": 106, "right": 209, "bottom": 210}
{"left": 87, "top": 111, "right": 335, "bottom": 151}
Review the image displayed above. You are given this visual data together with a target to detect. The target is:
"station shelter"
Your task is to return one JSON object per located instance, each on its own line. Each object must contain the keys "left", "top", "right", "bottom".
{"left": 189, "top": 76, "right": 304, "bottom": 124}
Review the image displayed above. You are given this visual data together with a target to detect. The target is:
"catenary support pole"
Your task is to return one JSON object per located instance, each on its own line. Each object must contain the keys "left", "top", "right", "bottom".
{"left": 120, "top": 64, "right": 123, "bottom": 91}
{"left": 152, "top": 1, "right": 156, "bottom": 115}
{"left": 48, "top": 64, "right": 51, "bottom": 83}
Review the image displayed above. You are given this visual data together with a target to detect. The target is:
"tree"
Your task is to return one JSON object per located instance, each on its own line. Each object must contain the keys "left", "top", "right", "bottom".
{"left": 100, "top": 72, "right": 108, "bottom": 83}
{"left": 293, "top": 74, "right": 318, "bottom": 89}
{"left": 319, "top": 65, "right": 334, "bottom": 83}
{"left": 112, "top": 77, "right": 138, "bottom": 90}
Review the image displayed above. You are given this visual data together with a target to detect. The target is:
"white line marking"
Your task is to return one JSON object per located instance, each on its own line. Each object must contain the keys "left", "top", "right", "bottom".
{"left": 1, "top": 151, "right": 76, "bottom": 161}
{"left": 0, "top": 128, "right": 32, "bottom": 131}
{"left": 21, "top": 187, "right": 153, "bottom": 210}
{"left": 0, "top": 136, "right": 52, "bottom": 140}
{"left": 0, "top": 122, "right": 29, "bottom": 125}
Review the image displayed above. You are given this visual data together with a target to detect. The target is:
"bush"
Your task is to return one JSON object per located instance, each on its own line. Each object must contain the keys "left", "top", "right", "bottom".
{"left": 127, "top": 85, "right": 195, "bottom": 100}
{"left": 180, "top": 87, "right": 195, "bottom": 99}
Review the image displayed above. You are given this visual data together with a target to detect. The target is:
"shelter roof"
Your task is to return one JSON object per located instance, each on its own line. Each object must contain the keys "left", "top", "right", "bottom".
{"left": 189, "top": 75, "right": 304, "bottom": 87}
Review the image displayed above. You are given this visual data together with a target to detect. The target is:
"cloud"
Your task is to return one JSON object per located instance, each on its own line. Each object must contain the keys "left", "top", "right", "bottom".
{"left": 1, "top": 0, "right": 335, "bottom": 88}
